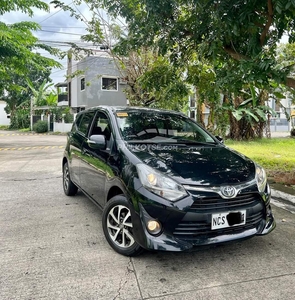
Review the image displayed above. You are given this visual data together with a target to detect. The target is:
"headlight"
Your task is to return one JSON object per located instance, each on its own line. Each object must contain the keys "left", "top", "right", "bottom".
{"left": 136, "top": 163, "right": 187, "bottom": 201}
{"left": 255, "top": 164, "right": 267, "bottom": 192}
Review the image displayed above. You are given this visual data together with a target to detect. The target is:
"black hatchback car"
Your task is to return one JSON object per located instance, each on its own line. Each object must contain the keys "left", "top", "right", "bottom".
{"left": 62, "top": 106, "right": 275, "bottom": 256}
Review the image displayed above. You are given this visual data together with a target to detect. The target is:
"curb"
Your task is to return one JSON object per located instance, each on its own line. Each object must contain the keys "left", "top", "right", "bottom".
{"left": 271, "top": 189, "right": 295, "bottom": 206}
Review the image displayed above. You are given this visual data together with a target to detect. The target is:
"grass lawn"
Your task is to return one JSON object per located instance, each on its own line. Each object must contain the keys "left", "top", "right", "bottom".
{"left": 225, "top": 138, "right": 295, "bottom": 185}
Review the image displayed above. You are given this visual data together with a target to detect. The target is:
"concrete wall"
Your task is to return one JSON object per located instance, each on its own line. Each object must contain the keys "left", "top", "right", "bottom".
{"left": 0, "top": 101, "right": 10, "bottom": 126}
{"left": 54, "top": 122, "right": 72, "bottom": 133}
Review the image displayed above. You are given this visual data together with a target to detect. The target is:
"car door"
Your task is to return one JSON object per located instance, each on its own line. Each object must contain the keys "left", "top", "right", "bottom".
{"left": 80, "top": 110, "right": 115, "bottom": 208}
{"left": 69, "top": 111, "right": 96, "bottom": 187}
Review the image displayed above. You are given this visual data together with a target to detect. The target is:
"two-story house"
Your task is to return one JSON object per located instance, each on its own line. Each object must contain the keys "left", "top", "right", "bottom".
{"left": 66, "top": 49, "right": 128, "bottom": 113}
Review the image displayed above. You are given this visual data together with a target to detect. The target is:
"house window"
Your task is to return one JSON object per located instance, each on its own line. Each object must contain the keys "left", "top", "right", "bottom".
{"left": 190, "top": 111, "right": 196, "bottom": 119}
{"left": 102, "top": 77, "right": 118, "bottom": 91}
{"left": 80, "top": 77, "right": 85, "bottom": 91}
{"left": 190, "top": 95, "right": 196, "bottom": 107}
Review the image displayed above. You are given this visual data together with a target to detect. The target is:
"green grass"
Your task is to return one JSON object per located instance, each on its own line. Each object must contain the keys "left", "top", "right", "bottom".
{"left": 225, "top": 138, "right": 295, "bottom": 183}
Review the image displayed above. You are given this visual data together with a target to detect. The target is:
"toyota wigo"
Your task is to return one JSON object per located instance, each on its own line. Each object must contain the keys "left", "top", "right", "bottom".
{"left": 62, "top": 106, "right": 275, "bottom": 256}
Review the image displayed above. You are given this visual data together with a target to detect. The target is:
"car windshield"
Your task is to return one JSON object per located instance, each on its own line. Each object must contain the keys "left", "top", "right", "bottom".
{"left": 115, "top": 110, "right": 216, "bottom": 144}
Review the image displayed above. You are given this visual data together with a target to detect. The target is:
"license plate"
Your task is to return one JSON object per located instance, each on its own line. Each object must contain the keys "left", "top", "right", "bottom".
{"left": 211, "top": 210, "right": 246, "bottom": 230}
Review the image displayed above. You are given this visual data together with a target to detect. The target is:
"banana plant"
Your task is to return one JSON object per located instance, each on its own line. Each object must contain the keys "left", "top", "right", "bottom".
{"left": 231, "top": 83, "right": 276, "bottom": 126}
{"left": 26, "top": 79, "right": 54, "bottom": 107}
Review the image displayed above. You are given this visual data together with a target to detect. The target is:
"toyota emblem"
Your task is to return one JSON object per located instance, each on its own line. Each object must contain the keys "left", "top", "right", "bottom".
{"left": 221, "top": 186, "right": 236, "bottom": 198}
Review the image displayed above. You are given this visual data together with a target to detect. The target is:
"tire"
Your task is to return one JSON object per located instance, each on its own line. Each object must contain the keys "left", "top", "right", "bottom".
{"left": 63, "top": 161, "right": 78, "bottom": 196}
{"left": 102, "top": 195, "right": 143, "bottom": 256}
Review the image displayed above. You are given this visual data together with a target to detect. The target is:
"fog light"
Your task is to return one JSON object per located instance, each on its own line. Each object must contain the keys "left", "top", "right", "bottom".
{"left": 147, "top": 220, "right": 162, "bottom": 235}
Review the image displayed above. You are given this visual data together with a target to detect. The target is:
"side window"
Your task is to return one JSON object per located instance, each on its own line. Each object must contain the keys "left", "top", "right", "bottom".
{"left": 77, "top": 112, "right": 95, "bottom": 136}
{"left": 90, "top": 111, "right": 112, "bottom": 141}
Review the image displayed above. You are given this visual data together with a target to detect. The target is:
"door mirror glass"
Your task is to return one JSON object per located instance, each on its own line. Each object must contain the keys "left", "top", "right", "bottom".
{"left": 88, "top": 135, "right": 106, "bottom": 150}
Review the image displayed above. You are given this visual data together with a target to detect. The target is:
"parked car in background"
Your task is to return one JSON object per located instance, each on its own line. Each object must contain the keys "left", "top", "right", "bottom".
{"left": 62, "top": 106, "right": 275, "bottom": 256}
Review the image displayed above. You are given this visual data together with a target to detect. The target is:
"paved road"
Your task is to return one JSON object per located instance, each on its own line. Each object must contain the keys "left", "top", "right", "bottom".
{"left": 1, "top": 131, "right": 295, "bottom": 300}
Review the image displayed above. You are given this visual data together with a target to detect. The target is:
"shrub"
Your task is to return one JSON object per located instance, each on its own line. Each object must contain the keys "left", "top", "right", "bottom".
{"left": 291, "top": 128, "right": 295, "bottom": 137}
{"left": 33, "top": 120, "right": 48, "bottom": 133}
{"left": 64, "top": 112, "right": 74, "bottom": 123}
{"left": 9, "top": 109, "right": 30, "bottom": 129}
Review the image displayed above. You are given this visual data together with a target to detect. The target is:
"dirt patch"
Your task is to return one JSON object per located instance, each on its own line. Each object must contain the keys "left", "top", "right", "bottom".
{"left": 268, "top": 170, "right": 295, "bottom": 189}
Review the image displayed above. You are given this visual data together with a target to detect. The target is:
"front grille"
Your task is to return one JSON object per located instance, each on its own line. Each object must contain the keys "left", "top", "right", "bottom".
{"left": 173, "top": 211, "right": 264, "bottom": 240}
{"left": 190, "top": 193, "right": 260, "bottom": 211}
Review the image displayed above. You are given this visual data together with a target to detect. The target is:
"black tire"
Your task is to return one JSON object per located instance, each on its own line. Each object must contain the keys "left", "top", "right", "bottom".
{"left": 102, "top": 195, "right": 143, "bottom": 256}
{"left": 63, "top": 161, "right": 78, "bottom": 196}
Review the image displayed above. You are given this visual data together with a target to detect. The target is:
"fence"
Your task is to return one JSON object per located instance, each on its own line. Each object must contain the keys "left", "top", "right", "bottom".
{"left": 53, "top": 121, "right": 73, "bottom": 133}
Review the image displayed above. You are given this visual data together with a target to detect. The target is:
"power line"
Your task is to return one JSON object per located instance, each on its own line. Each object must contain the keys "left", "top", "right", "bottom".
{"left": 73, "top": 2, "right": 89, "bottom": 26}
{"left": 38, "top": 29, "right": 84, "bottom": 36}
{"left": 39, "top": 1, "right": 74, "bottom": 24}
{"left": 38, "top": 40, "right": 97, "bottom": 48}
{"left": 50, "top": 54, "right": 110, "bottom": 76}
{"left": 41, "top": 26, "right": 86, "bottom": 29}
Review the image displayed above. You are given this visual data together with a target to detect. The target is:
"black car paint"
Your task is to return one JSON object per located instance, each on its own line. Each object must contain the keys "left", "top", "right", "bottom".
{"left": 130, "top": 146, "right": 256, "bottom": 185}
{"left": 63, "top": 106, "right": 275, "bottom": 252}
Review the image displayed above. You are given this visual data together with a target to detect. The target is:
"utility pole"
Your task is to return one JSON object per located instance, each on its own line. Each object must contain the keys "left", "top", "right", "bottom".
{"left": 30, "top": 97, "right": 33, "bottom": 131}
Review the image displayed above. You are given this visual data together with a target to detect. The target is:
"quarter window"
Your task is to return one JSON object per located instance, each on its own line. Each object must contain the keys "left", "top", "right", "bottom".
{"left": 77, "top": 112, "right": 95, "bottom": 135}
{"left": 102, "top": 77, "right": 118, "bottom": 91}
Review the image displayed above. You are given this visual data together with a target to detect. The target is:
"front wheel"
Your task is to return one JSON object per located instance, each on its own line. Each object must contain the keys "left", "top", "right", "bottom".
{"left": 102, "top": 195, "right": 143, "bottom": 256}
{"left": 63, "top": 161, "right": 78, "bottom": 196}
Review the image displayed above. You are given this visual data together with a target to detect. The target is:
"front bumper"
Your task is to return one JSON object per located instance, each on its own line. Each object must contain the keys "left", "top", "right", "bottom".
{"left": 129, "top": 184, "right": 276, "bottom": 252}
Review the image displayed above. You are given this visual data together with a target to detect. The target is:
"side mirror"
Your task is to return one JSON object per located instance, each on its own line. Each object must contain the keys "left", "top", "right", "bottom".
{"left": 87, "top": 135, "right": 106, "bottom": 150}
{"left": 215, "top": 136, "right": 224, "bottom": 144}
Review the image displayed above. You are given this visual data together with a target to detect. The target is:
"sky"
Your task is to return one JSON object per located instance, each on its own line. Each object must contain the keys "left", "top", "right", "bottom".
{"left": 2, "top": 0, "right": 93, "bottom": 84}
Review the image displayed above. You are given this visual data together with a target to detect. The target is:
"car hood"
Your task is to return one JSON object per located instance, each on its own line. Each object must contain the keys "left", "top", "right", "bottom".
{"left": 129, "top": 144, "right": 255, "bottom": 185}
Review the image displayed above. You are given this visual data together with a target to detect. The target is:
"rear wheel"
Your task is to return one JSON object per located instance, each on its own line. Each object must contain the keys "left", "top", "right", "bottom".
{"left": 102, "top": 195, "right": 143, "bottom": 256}
{"left": 63, "top": 161, "right": 78, "bottom": 196}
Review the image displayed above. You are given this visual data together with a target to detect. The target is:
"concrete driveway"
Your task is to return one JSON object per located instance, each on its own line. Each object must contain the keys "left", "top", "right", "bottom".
{"left": 0, "top": 131, "right": 295, "bottom": 300}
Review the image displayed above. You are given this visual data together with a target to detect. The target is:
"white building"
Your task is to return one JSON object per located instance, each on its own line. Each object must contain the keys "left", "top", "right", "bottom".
{"left": 0, "top": 101, "right": 10, "bottom": 126}
{"left": 267, "top": 93, "right": 294, "bottom": 132}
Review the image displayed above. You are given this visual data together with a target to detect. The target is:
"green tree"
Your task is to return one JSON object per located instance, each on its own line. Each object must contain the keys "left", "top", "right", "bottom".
{"left": 53, "top": 0, "right": 295, "bottom": 139}
{"left": 3, "top": 63, "right": 52, "bottom": 113}
{"left": 90, "top": 0, "right": 295, "bottom": 90}
{"left": 53, "top": 0, "right": 190, "bottom": 111}
{"left": 0, "top": 0, "right": 62, "bottom": 96}
{"left": 115, "top": 48, "right": 189, "bottom": 110}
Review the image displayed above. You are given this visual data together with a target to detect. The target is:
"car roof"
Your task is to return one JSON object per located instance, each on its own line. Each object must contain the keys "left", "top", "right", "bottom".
{"left": 79, "top": 105, "right": 185, "bottom": 116}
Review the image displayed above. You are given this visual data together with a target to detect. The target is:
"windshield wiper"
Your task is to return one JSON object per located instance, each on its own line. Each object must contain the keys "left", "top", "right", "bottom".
{"left": 171, "top": 138, "right": 218, "bottom": 145}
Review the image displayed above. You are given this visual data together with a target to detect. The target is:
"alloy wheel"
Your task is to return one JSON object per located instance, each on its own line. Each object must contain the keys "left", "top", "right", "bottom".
{"left": 106, "top": 205, "right": 135, "bottom": 248}
{"left": 63, "top": 164, "right": 70, "bottom": 191}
